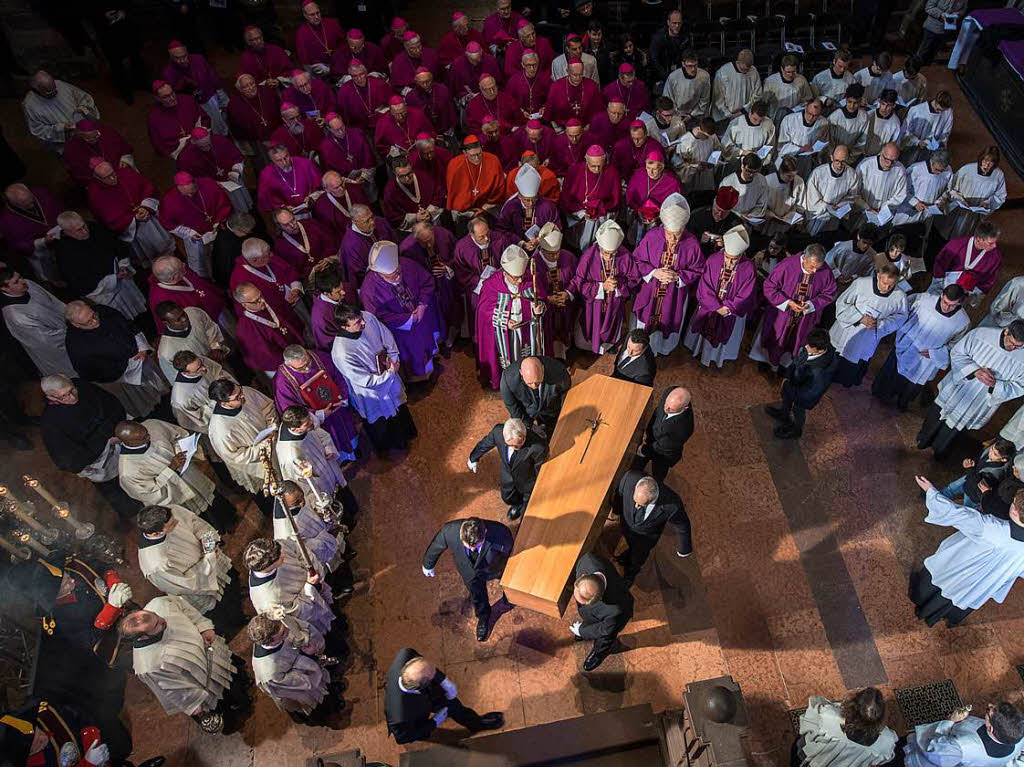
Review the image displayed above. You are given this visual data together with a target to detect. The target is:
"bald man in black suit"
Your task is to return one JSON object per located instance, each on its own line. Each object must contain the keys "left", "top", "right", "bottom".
{"left": 570, "top": 552, "right": 635, "bottom": 671}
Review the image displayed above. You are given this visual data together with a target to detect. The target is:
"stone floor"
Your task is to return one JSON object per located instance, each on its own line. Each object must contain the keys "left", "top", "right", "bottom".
{"left": 3, "top": 5, "right": 1024, "bottom": 766}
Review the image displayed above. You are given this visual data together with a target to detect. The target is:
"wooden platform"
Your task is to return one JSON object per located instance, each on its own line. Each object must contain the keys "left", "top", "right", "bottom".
{"left": 499, "top": 374, "right": 652, "bottom": 618}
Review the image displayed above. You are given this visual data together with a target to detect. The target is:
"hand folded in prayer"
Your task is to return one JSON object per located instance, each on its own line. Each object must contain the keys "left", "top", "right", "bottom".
{"left": 653, "top": 267, "right": 676, "bottom": 284}
{"left": 602, "top": 277, "right": 617, "bottom": 293}
{"left": 919, "top": 349, "right": 931, "bottom": 358}
{"left": 716, "top": 306, "right": 731, "bottom": 316}
{"left": 532, "top": 301, "right": 547, "bottom": 316}
{"left": 860, "top": 314, "right": 877, "bottom": 329}
{"left": 786, "top": 300, "right": 803, "bottom": 314}
{"left": 306, "top": 571, "right": 321, "bottom": 586}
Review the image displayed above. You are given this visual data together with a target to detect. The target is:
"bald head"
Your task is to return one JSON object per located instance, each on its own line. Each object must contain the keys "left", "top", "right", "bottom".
{"left": 115, "top": 420, "right": 149, "bottom": 446}
{"left": 573, "top": 574, "right": 605, "bottom": 605}
{"left": 30, "top": 70, "right": 57, "bottom": 97}
{"left": 4, "top": 183, "right": 34, "bottom": 208}
{"left": 831, "top": 145, "right": 849, "bottom": 164}
{"left": 399, "top": 657, "right": 437, "bottom": 690}
{"left": 520, "top": 357, "right": 544, "bottom": 388}
{"left": 152, "top": 255, "right": 185, "bottom": 283}
{"left": 664, "top": 387, "right": 691, "bottom": 414}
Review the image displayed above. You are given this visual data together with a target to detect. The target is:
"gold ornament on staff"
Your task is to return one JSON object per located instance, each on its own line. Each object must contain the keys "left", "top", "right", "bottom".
{"left": 293, "top": 459, "right": 343, "bottom": 526}
{"left": 0, "top": 486, "right": 59, "bottom": 544}
{"left": 22, "top": 475, "right": 95, "bottom": 540}
{"left": 0, "top": 533, "right": 30, "bottom": 561}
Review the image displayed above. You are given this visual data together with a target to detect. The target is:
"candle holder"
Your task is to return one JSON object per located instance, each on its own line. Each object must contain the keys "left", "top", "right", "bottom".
{"left": 0, "top": 533, "right": 30, "bottom": 561}
{"left": 23, "top": 476, "right": 95, "bottom": 541}
{"left": 0, "top": 486, "right": 60, "bottom": 545}
{"left": 13, "top": 528, "right": 51, "bottom": 558}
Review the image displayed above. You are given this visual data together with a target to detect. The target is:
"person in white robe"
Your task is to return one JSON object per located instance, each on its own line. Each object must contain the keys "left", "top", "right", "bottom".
{"left": 826, "top": 84, "right": 870, "bottom": 161}
{"left": 156, "top": 303, "right": 231, "bottom": 382}
{"left": 803, "top": 146, "right": 862, "bottom": 236}
{"left": 761, "top": 55, "right": 814, "bottom": 124}
{"left": 825, "top": 226, "right": 879, "bottom": 290}
{"left": 935, "top": 146, "right": 1008, "bottom": 239}
{"left": 243, "top": 537, "right": 334, "bottom": 638}
{"left": 891, "top": 150, "right": 951, "bottom": 227}
{"left": 872, "top": 285, "right": 969, "bottom": 410}
{"left": 901, "top": 92, "right": 953, "bottom": 165}
{"left": 797, "top": 690, "right": 898, "bottom": 767}
{"left": 892, "top": 60, "right": 927, "bottom": 108}
{"left": 115, "top": 417, "right": 218, "bottom": 517}
{"left": 248, "top": 614, "right": 334, "bottom": 719}
{"left": 136, "top": 503, "right": 232, "bottom": 615}
{"left": 207, "top": 379, "right": 278, "bottom": 514}
{"left": 762, "top": 157, "right": 805, "bottom": 236}
{"left": 169, "top": 352, "right": 235, "bottom": 435}
{"left": 21, "top": 70, "right": 99, "bottom": 154}
{"left": 864, "top": 91, "right": 903, "bottom": 157}
{"left": 55, "top": 211, "right": 147, "bottom": 320}
{"left": 916, "top": 323, "right": 1024, "bottom": 455}
{"left": 983, "top": 276, "right": 1024, "bottom": 329}
{"left": 272, "top": 482, "right": 350, "bottom": 588}
{"left": 64, "top": 300, "right": 169, "bottom": 419}
{"left": 550, "top": 49, "right": 600, "bottom": 83}
{"left": 721, "top": 101, "right": 775, "bottom": 163}
{"left": 277, "top": 404, "right": 358, "bottom": 522}
{"left": 910, "top": 477, "right": 1024, "bottom": 629}
{"left": 810, "top": 51, "right": 855, "bottom": 111}
{"left": 330, "top": 305, "right": 417, "bottom": 453}
{"left": 719, "top": 156, "right": 768, "bottom": 222}
{"left": 775, "top": 99, "right": 827, "bottom": 178}
{"left": 122, "top": 595, "right": 237, "bottom": 733}
{"left": 710, "top": 50, "right": 761, "bottom": 131}
{"left": 904, "top": 702, "right": 1024, "bottom": 767}
{"left": 0, "top": 269, "right": 76, "bottom": 377}
{"left": 829, "top": 265, "right": 908, "bottom": 387}
{"left": 662, "top": 54, "right": 711, "bottom": 122}
{"left": 854, "top": 52, "right": 895, "bottom": 104}
{"left": 854, "top": 143, "right": 908, "bottom": 227}
{"left": 674, "top": 118, "right": 722, "bottom": 199}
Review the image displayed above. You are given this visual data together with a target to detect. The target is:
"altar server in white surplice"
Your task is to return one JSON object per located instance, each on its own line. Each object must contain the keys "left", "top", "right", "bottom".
{"left": 830, "top": 264, "right": 908, "bottom": 387}
{"left": 872, "top": 285, "right": 970, "bottom": 411}
{"left": 122, "top": 595, "right": 237, "bottom": 733}
{"left": 0, "top": 268, "right": 76, "bottom": 377}
{"left": 854, "top": 52, "right": 895, "bottom": 104}
{"left": 803, "top": 146, "right": 861, "bottom": 236}
{"left": 936, "top": 146, "right": 1008, "bottom": 240}
{"left": 865, "top": 90, "right": 903, "bottom": 158}
{"left": 719, "top": 155, "right": 769, "bottom": 221}
{"left": 917, "top": 323, "right": 1024, "bottom": 455}
{"left": 910, "top": 478, "right": 1024, "bottom": 629}
{"left": 901, "top": 92, "right": 953, "bottom": 165}
{"left": 271, "top": 482, "right": 352, "bottom": 594}
{"left": 810, "top": 50, "right": 855, "bottom": 111}
{"left": 248, "top": 614, "right": 336, "bottom": 719}
{"left": 710, "top": 50, "right": 761, "bottom": 129}
{"left": 170, "top": 352, "right": 236, "bottom": 434}
{"left": 761, "top": 55, "right": 814, "bottom": 123}
{"left": 984, "top": 277, "right": 1024, "bottom": 330}
{"left": 891, "top": 150, "right": 951, "bottom": 227}
{"left": 776, "top": 99, "right": 827, "bottom": 168}
{"left": 855, "top": 144, "right": 907, "bottom": 225}
{"left": 276, "top": 405, "right": 358, "bottom": 521}
{"left": 721, "top": 101, "right": 775, "bottom": 163}
{"left": 243, "top": 537, "right": 334, "bottom": 638}
{"left": 156, "top": 302, "right": 230, "bottom": 382}
{"left": 207, "top": 379, "right": 277, "bottom": 500}
{"left": 826, "top": 84, "right": 869, "bottom": 161}
{"left": 136, "top": 503, "right": 232, "bottom": 615}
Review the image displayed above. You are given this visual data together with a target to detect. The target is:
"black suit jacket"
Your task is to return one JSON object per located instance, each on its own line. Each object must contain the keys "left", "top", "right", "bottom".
{"left": 786, "top": 347, "right": 839, "bottom": 409}
{"left": 384, "top": 647, "right": 451, "bottom": 744}
{"left": 423, "top": 519, "right": 514, "bottom": 588}
{"left": 469, "top": 424, "right": 547, "bottom": 499}
{"left": 616, "top": 470, "right": 690, "bottom": 550}
{"left": 644, "top": 389, "right": 694, "bottom": 462}
{"left": 611, "top": 347, "right": 657, "bottom": 387}
{"left": 499, "top": 356, "right": 571, "bottom": 427}
{"left": 574, "top": 552, "right": 634, "bottom": 640}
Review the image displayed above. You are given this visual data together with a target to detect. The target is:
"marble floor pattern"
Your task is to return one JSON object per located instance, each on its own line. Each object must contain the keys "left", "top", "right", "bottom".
{"left": 3, "top": 7, "right": 1024, "bottom": 765}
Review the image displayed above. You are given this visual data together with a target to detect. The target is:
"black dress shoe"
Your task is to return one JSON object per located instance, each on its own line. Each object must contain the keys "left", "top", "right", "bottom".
{"left": 507, "top": 506, "right": 522, "bottom": 521}
{"left": 764, "top": 405, "right": 787, "bottom": 421}
{"left": 773, "top": 423, "right": 802, "bottom": 440}
{"left": 476, "top": 616, "right": 490, "bottom": 641}
{"left": 582, "top": 649, "right": 607, "bottom": 671}
{"left": 474, "top": 712, "right": 504, "bottom": 730}
{"left": 136, "top": 758, "right": 166, "bottom": 767}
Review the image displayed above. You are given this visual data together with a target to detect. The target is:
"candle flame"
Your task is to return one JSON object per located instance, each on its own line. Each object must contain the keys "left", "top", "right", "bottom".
{"left": 22, "top": 476, "right": 37, "bottom": 487}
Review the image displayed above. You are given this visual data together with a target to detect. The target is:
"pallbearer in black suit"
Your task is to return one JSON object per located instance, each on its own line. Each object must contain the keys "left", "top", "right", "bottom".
{"left": 637, "top": 386, "right": 694, "bottom": 481}
{"left": 499, "top": 355, "right": 572, "bottom": 439}
{"left": 570, "top": 553, "right": 635, "bottom": 672}
{"left": 422, "top": 518, "right": 515, "bottom": 641}
{"left": 468, "top": 418, "right": 547, "bottom": 520}
{"left": 384, "top": 648, "right": 504, "bottom": 744}
{"left": 614, "top": 471, "right": 692, "bottom": 586}
{"left": 611, "top": 329, "right": 657, "bottom": 387}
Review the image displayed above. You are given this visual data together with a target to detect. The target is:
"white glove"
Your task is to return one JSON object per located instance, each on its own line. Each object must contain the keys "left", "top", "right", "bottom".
{"left": 84, "top": 740, "right": 110, "bottom": 766}
{"left": 467, "top": 459, "right": 478, "bottom": 473}
{"left": 107, "top": 582, "right": 133, "bottom": 608}
{"left": 433, "top": 707, "right": 449, "bottom": 727}
{"left": 311, "top": 63, "right": 329, "bottom": 75}
{"left": 569, "top": 621, "right": 582, "bottom": 637}
{"left": 440, "top": 677, "right": 457, "bottom": 700}
{"left": 422, "top": 566, "right": 435, "bottom": 577}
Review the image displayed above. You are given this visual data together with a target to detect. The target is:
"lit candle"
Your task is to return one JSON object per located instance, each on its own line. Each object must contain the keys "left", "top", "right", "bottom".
{"left": 23, "top": 475, "right": 60, "bottom": 509}
{"left": 0, "top": 487, "right": 46, "bottom": 534}
{"left": 0, "top": 534, "right": 30, "bottom": 560}
{"left": 15, "top": 530, "right": 51, "bottom": 558}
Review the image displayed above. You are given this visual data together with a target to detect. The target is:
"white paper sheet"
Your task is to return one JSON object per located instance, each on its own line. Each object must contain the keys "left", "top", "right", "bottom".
{"left": 866, "top": 207, "right": 892, "bottom": 226}
{"left": 830, "top": 203, "right": 852, "bottom": 219}
{"left": 122, "top": 354, "right": 145, "bottom": 385}
{"left": 756, "top": 145, "right": 773, "bottom": 160}
{"left": 176, "top": 432, "right": 201, "bottom": 474}
{"left": 706, "top": 150, "right": 722, "bottom": 166}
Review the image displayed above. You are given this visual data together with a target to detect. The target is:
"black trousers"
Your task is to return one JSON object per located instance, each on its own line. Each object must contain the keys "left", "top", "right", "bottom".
{"left": 365, "top": 405, "right": 417, "bottom": 452}
{"left": 466, "top": 573, "right": 501, "bottom": 620}
{"left": 639, "top": 450, "right": 679, "bottom": 482}
{"left": 780, "top": 382, "right": 808, "bottom": 432}
{"left": 916, "top": 403, "right": 959, "bottom": 455}
{"left": 499, "top": 482, "right": 530, "bottom": 513}
{"left": 207, "top": 568, "right": 246, "bottom": 636}
{"left": 95, "top": 478, "right": 142, "bottom": 520}
{"left": 202, "top": 492, "right": 238, "bottom": 533}
{"left": 872, "top": 348, "right": 923, "bottom": 411}
{"left": 443, "top": 696, "right": 487, "bottom": 731}
{"left": 834, "top": 357, "right": 869, "bottom": 389}
{"left": 622, "top": 528, "right": 659, "bottom": 580}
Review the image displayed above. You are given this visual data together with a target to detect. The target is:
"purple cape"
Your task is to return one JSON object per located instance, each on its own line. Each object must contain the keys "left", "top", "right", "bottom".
{"left": 318, "top": 128, "right": 375, "bottom": 178}
{"left": 330, "top": 41, "right": 389, "bottom": 77}
{"left": 464, "top": 93, "right": 515, "bottom": 136}
{"left": 360, "top": 258, "right": 440, "bottom": 378}
{"left": 269, "top": 119, "right": 324, "bottom": 160}
{"left": 390, "top": 48, "right": 441, "bottom": 91}
{"left": 311, "top": 187, "right": 370, "bottom": 241}
{"left": 373, "top": 108, "right": 434, "bottom": 157}
{"left": 588, "top": 112, "right": 629, "bottom": 153}
{"left": 475, "top": 269, "right": 549, "bottom": 389}
{"left": 508, "top": 126, "right": 554, "bottom": 164}
{"left": 534, "top": 248, "right": 578, "bottom": 351}
{"left": 632, "top": 227, "right": 705, "bottom": 333}
{"left": 272, "top": 218, "right": 339, "bottom": 279}
{"left": 310, "top": 295, "right": 340, "bottom": 351}
{"left": 624, "top": 169, "right": 681, "bottom": 214}
{"left": 281, "top": 79, "right": 337, "bottom": 121}
{"left": 546, "top": 78, "right": 605, "bottom": 128}
{"left": 0, "top": 187, "right": 62, "bottom": 258}
{"left": 158, "top": 178, "right": 231, "bottom": 235}
{"left": 336, "top": 77, "right": 393, "bottom": 133}
{"left": 611, "top": 136, "right": 664, "bottom": 183}
{"left": 559, "top": 163, "right": 621, "bottom": 217}
{"left": 226, "top": 86, "right": 281, "bottom": 143}
{"left": 688, "top": 253, "right": 757, "bottom": 346}
{"left": 570, "top": 245, "right": 639, "bottom": 353}
{"left": 504, "top": 38, "right": 556, "bottom": 80}
{"left": 147, "top": 95, "right": 206, "bottom": 157}
{"left": 229, "top": 254, "right": 301, "bottom": 314}
{"left": 447, "top": 54, "right": 502, "bottom": 100}
{"left": 505, "top": 71, "right": 552, "bottom": 125}
{"left": 759, "top": 253, "right": 838, "bottom": 365}
{"left": 274, "top": 349, "right": 358, "bottom": 458}
{"left": 381, "top": 170, "right": 445, "bottom": 229}
{"left": 934, "top": 236, "right": 1002, "bottom": 294}
{"left": 399, "top": 226, "right": 461, "bottom": 332}
{"left": 176, "top": 136, "right": 243, "bottom": 180}
{"left": 547, "top": 132, "right": 595, "bottom": 176}
{"left": 406, "top": 83, "right": 458, "bottom": 135}
{"left": 235, "top": 304, "right": 304, "bottom": 371}
{"left": 161, "top": 54, "right": 221, "bottom": 104}
{"left": 256, "top": 157, "right": 321, "bottom": 213}
{"left": 339, "top": 217, "right": 396, "bottom": 282}
{"left": 603, "top": 80, "right": 651, "bottom": 120}
{"left": 295, "top": 19, "right": 344, "bottom": 67}
{"left": 238, "top": 45, "right": 295, "bottom": 82}
{"left": 63, "top": 127, "right": 133, "bottom": 187}
{"left": 148, "top": 269, "right": 226, "bottom": 333}
{"left": 496, "top": 196, "right": 560, "bottom": 237}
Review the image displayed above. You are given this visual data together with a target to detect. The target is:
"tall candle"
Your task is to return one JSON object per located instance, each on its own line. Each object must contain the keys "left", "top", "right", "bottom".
{"left": 0, "top": 487, "right": 46, "bottom": 533}
{"left": 15, "top": 531, "right": 51, "bottom": 558}
{"left": 0, "top": 534, "right": 30, "bottom": 560}
{"left": 23, "top": 475, "right": 60, "bottom": 509}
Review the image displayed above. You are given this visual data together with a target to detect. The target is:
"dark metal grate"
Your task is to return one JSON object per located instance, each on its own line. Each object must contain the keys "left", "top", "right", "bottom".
{"left": 789, "top": 707, "right": 807, "bottom": 733}
{"left": 894, "top": 679, "right": 963, "bottom": 729}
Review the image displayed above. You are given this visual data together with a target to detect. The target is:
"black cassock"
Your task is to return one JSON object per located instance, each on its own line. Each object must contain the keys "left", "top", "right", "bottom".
{"left": 54, "top": 225, "right": 130, "bottom": 296}
{"left": 40, "top": 379, "right": 125, "bottom": 473}
{"left": 65, "top": 305, "right": 140, "bottom": 383}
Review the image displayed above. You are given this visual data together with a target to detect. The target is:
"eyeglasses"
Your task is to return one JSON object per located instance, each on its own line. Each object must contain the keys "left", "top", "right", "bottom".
{"left": 53, "top": 388, "right": 78, "bottom": 401}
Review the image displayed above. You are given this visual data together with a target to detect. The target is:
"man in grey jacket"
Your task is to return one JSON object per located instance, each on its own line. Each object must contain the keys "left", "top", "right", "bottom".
{"left": 916, "top": 0, "right": 967, "bottom": 64}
